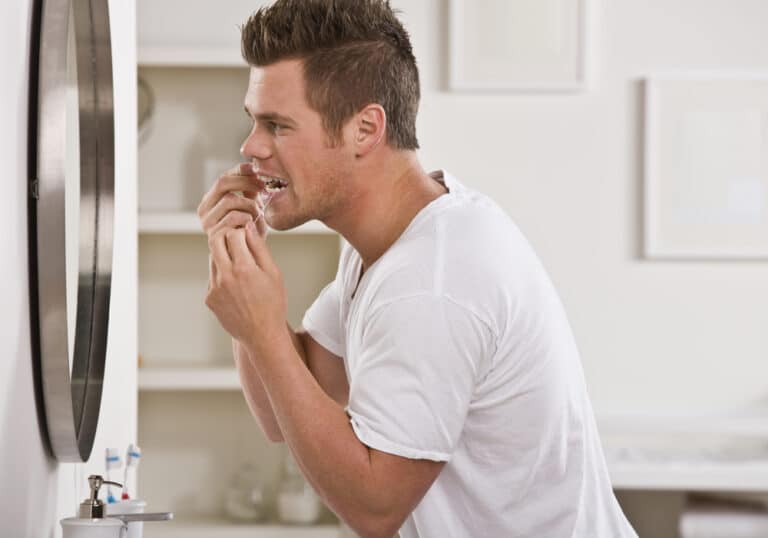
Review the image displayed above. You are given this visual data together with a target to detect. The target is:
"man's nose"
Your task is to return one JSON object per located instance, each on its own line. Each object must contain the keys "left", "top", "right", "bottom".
{"left": 240, "top": 128, "right": 272, "bottom": 162}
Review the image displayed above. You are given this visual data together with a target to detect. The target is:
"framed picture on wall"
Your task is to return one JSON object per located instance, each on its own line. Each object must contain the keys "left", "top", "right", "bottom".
{"left": 644, "top": 75, "right": 768, "bottom": 259}
{"left": 448, "top": 0, "right": 588, "bottom": 91}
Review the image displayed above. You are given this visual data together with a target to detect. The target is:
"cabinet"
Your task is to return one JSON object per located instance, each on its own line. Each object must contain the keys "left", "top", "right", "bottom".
{"left": 136, "top": 3, "right": 344, "bottom": 536}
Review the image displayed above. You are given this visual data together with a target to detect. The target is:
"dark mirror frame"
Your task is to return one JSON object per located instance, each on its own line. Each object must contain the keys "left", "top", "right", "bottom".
{"left": 29, "top": 0, "right": 115, "bottom": 462}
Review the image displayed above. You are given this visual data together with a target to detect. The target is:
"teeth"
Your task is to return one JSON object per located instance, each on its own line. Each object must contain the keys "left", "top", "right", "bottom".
{"left": 259, "top": 174, "right": 288, "bottom": 191}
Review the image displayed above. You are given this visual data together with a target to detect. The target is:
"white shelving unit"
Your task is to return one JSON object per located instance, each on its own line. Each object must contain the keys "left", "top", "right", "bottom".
{"left": 136, "top": 3, "right": 344, "bottom": 535}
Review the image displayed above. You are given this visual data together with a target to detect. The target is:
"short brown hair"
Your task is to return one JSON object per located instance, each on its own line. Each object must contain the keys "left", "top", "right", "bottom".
{"left": 241, "top": 0, "right": 420, "bottom": 149}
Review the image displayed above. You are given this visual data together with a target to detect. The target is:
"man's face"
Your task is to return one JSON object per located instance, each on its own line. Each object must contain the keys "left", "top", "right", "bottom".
{"left": 241, "top": 59, "right": 353, "bottom": 230}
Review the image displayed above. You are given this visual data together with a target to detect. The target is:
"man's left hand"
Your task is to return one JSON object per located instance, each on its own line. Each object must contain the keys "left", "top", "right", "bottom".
{"left": 205, "top": 220, "right": 287, "bottom": 352}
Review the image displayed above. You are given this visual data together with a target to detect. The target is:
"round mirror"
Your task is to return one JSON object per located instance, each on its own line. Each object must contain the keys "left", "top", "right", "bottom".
{"left": 31, "top": 0, "right": 115, "bottom": 462}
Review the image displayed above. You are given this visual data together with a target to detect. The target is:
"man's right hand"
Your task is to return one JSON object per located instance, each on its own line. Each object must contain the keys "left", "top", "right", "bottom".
{"left": 196, "top": 162, "right": 268, "bottom": 240}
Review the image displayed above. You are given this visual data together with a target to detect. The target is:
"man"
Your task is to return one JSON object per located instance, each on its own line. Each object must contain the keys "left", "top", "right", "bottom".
{"left": 197, "top": 1, "right": 637, "bottom": 536}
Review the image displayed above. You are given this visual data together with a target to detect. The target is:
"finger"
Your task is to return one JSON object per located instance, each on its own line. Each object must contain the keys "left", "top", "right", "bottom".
{"left": 232, "top": 161, "right": 256, "bottom": 176}
{"left": 208, "top": 254, "right": 217, "bottom": 291}
{"left": 209, "top": 229, "right": 232, "bottom": 276}
{"left": 209, "top": 210, "right": 254, "bottom": 237}
{"left": 245, "top": 221, "right": 278, "bottom": 274}
{"left": 197, "top": 166, "right": 264, "bottom": 218}
{"left": 232, "top": 163, "right": 262, "bottom": 201}
{"left": 201, "top": 194, "right": 259, "bottom": 233}
{"left": 225, "top": 228, "right": 255, "bottom": 268}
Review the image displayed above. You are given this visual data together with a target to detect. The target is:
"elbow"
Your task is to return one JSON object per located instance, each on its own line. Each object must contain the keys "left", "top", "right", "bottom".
{"left": 336, "top": 484, "right": 413, "bottom": 538}
{"left": 355, "top": 523, "right": 401, "bottom": 538}
{"left": 344, "top": 511, "right": 404, "bottom": 538}
{"left": 359, "top": 525, "right": 400, "bottom": 538}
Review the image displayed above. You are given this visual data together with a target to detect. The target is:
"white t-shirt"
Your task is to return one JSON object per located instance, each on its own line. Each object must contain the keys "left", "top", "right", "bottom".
{"left": 302, "top": 171, "right": 636, "bottom": 538}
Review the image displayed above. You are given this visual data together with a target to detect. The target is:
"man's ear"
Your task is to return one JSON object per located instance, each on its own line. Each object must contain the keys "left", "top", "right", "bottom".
{"left": 353, "top": 104, "right": 386, "bottom": 158}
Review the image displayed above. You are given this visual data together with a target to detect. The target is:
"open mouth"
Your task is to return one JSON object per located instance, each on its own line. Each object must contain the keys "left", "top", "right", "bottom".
{"left": 258, "top": 174, "right": 289, "bottom": 193}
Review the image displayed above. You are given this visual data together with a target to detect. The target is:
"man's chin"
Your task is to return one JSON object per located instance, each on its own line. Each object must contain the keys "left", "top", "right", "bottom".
{"left": 265, "top": 213, "right": 311, "bottom": 232}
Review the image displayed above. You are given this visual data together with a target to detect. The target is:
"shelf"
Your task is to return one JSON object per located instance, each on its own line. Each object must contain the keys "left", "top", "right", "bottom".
{"left": 608, "top": 459, "right": 768, "bottom": 492}
{"left": 138, "top": 47, "right": 246, "bottom": 67}
{"left": 139, "top": 212, "right": 335, "bottom": 235}
{"left": 139, "top": 365, "right": 240, "bottom": 391}
{"left": 600, "top": 409, "right": 768, "bottom": 491}
{"left": 145, "top": 519, "right": 341, "bottom": 538}
{"left": 598, "top": 410, "right": 768, "bottom": 438}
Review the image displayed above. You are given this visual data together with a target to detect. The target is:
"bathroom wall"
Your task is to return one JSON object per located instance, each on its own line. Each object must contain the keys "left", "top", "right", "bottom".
{"left": 396, "top": 0, "right": 768, "bottom": 415}
{"left": 0, "top": 5, "right": 56, "bottom": 536}
{"left": 138, "top": 0, "right": 768, "bottom": 417}
{"left": 0, "top": 1, "right": 137, "bottom": 536}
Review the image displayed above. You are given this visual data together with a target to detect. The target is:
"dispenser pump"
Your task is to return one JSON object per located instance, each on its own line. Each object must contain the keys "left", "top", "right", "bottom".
{"left": 80, "top": 475, "right": 123, "bottom": 519}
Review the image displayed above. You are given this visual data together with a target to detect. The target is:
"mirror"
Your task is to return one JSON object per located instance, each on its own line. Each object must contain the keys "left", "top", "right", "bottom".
{"left": 31, "top": 0, "right": 115, "bottom": 462}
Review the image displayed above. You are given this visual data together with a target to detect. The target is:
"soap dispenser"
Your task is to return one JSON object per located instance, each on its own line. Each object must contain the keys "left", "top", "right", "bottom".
{"left": 60, "top": 475, "right": 126, "bottom": 538}
{"left": 61, "top": 475, "right": 174, "bottom": 538}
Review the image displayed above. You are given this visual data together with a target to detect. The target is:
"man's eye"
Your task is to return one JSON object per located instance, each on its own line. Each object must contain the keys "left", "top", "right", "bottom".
{"left": 267, "top": 121, "right": 283, "bottom": 134}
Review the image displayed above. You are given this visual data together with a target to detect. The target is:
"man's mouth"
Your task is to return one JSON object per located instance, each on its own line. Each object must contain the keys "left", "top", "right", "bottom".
{"left": 258, "top": 174, "right": 289, "bottom": 193}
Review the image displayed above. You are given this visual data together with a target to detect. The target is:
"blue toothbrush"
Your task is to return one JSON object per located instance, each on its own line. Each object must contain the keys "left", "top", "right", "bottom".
{"left": 105, "top": 448, "right": 122, "bottom": 503}
{"left": 122, "top": 443, "right": 141, "bottom": 500}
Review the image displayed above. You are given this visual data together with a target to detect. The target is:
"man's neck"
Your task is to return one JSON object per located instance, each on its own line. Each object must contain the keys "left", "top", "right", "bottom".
{"left": 324, "top": 154, "right": 447, "bottom": 270}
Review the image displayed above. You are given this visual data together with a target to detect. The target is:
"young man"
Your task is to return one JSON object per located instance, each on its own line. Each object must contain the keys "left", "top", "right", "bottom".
{"left": 197, "top": 1, "right": 637, "bottom": 536}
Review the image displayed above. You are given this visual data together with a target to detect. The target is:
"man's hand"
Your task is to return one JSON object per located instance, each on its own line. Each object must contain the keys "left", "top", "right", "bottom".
{"left": 197, "top": 162, "right": 268, "bottom": 240}
{"left": 198, "top": 163, "right": 286, "bottom": 348}
{"left": 205, "top": 221, "right": 287, "bottom": 350}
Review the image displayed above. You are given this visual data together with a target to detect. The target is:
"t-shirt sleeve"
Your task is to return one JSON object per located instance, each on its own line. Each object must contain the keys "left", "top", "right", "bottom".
{"left": 347, "top": 294, "right": 493, "bottom": 462}
{"left": 302, "top": 280, "right": 345, "bottom": 358}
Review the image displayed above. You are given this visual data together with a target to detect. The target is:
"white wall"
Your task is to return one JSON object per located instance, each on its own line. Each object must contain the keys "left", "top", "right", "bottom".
{"left": 0, "top": 0, "right": 137, "bottom": 535}
{"left": 0, "top": 5, "right": 58, "bottom": 535}
{"left": 137, "top": 0, "right": 768, "bottom": 415}
{"left": 396, "top": 0, "right": 768, "bottom": 416}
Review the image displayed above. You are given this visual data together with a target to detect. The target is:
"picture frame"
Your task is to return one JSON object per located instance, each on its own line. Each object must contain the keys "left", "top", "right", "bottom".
{"left": 643, "top": 75, "right": 768, "bottom": 259}
{"left": 448, "top": 0, "right": 588, "bottom": 92}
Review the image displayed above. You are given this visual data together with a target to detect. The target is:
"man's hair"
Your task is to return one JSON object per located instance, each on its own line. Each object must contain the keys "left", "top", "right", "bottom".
{"left": 241, "top": 0, "right": 420, "bottom": 149}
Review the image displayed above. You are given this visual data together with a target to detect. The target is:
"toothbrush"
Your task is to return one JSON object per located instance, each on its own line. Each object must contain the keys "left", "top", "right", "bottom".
{"left": 121, "top": 443, "right": 141, "bottom": 500}
{"left": 105, "top": 448, "right": 122, "bottom": 503}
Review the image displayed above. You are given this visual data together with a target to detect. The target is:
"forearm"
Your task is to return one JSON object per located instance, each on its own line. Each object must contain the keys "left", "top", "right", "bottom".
{"left": 234, "top": 322, "right": 308, "bottom": 442}
{"left": 233, "top": 339, "right": 285, "bottom": 442}
{"left": 246, "top": 333, "right": 398, "bottom": 537}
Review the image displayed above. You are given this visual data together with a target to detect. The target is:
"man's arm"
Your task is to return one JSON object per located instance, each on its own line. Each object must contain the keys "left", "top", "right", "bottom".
{"left": 196, "top": 164, "right": 349, "bottom": 441}
{"left": 245, "top": 329, "right": 444, "bottom": 538}
{"left": 235, "top": 324, "right": 349, "bottom": 442}
{"left": 207, "top": 224, "right": 445, "bottom": 538}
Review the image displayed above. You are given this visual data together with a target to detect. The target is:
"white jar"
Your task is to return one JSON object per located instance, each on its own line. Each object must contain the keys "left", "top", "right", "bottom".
{"left": 60, "top": 517, "right": 124, "bottom": 538}
{"left": 276, "top": 453, "right": 321, "bottom": 525}
{"left": 224, "top": 464, "right": 266, "bottom": 523}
